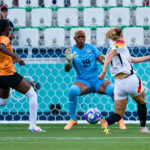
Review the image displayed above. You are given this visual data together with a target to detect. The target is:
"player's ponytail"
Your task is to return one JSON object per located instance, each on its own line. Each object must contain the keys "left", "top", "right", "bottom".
{"left": 105, "top": 27, "right": 122, "bottom": 41}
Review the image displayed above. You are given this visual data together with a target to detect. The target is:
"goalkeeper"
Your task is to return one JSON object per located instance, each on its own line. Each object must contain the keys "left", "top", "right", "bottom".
{"left": 0, "top": 19, "right": 45, "bottom": 132}
{"left": 64, "top": 29, "right": 126, "bottom": 130}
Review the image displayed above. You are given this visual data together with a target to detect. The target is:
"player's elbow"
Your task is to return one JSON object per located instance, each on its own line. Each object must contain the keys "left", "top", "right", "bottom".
{"left": 65, "top": 67, "right": 70, "bottom": 72}
{"left": 65, "top": 68, "right": 70, "bottom": 72}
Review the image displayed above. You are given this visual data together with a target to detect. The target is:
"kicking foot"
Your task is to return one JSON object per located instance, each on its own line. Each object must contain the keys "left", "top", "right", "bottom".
{"left": 118, "top": 119, "right": 127, "bottom": 130}
{"left": 64, "top": 120, "right": 77, "bottom": 130}
{"left": 140, "top": 127, "right": 150, "bottom": 133}
{"left": 100, "top": 119, "right": 111, "bottom": 134}
{"left": 28, "top": 125, "right": 46, "bottom": 132}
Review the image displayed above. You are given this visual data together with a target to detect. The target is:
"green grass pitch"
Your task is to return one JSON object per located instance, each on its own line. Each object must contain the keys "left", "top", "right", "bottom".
{"left": 0, "top": 124, "right": 150, "bottom": 150}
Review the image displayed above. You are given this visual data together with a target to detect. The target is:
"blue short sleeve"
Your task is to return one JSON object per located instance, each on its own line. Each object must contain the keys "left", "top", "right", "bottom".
{"left": 90, "top": 44, "right": 102, "bottom": 58}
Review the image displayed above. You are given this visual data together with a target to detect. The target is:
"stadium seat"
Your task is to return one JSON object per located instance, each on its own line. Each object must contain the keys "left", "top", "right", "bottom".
{"left": 44, "top": 0, "right": 64, "bottom": 7}
{"left": 57, "top": 8, "right": 78, "bottom": 26}
{"left": 18, "top": 28, "right": 39, "bottom": 46}
{"left": 96, "top": 0, "right": 117, "bottom": 6}
{"left": 70, "top": 0, "right": 91, "bottom": 7}
{"left": 31, "top": 8, "right": 52, "bottom": 27}
{"left": 7, "top": 9, "right": 26, "bottom": 26}
{"left": 44, "top": 28, "right": 65, "bottom": 46}
{"left": 83, "top": 8, "right": 104, "bottom": 26}
{"left": 122, "top": 0, "right": 143, "bottom": 6}
{"left": 96, "top": 28, "right": 110, "bottom": 46}
{"left": 3, "top": 0, "right": 13, "bottom": 7}
{"left": 136, "top": 7, "right": 150, "bottom": 26}
{"left": 123, "top": 28, "right": 144, "bottom": 46}
{"left": 109, "top": 8, "right": 130, "bottom": 26}
{"left": 18, "top": 0, "right": 38, "bottom": 7}
{"left": 70, "top": 28, "right": 91, "bottom": 46}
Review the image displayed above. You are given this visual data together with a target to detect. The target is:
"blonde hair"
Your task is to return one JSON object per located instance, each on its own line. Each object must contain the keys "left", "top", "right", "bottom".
{"left": 74, "top": 29, "right": 85, "bottom": 37}
{"left": 105, "top": 27, "right": 122, "bottom": 41}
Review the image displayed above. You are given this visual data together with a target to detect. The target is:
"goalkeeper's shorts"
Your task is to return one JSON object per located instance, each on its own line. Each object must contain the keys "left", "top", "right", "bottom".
{"left": 76, "top": 77, "right": 107, "bottom": 93}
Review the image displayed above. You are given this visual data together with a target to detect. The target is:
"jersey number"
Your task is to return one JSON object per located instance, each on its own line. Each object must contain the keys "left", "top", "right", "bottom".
{"left": 82, "top": 59, "right": 91, "bottom": 68}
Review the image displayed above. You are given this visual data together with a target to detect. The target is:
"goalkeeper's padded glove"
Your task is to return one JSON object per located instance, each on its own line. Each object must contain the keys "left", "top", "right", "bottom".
{"left": 65, "top": 48, "right": 76, "bottom": 65}
{"left": 101, "top": 54, "right": 105, "bottom": 60}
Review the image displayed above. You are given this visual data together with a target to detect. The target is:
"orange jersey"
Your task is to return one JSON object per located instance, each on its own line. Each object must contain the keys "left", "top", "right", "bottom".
{"left": 0, "top": 36, "right": 16, "bottom": 75}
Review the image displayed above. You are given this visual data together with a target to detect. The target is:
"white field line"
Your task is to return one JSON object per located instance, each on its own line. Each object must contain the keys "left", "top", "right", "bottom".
{"left": 0, "top": 126, "right": 141, "bottom": 129}
{"left": 0, "top": 121, "right": 150, "bottom": 124}
{"left": 0, "top": 137, "right": 150, "bottom": 141}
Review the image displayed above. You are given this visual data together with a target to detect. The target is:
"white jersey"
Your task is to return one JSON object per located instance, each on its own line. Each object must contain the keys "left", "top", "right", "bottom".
{"left": 108, "top": 40, "right": 134, "bottom": 76}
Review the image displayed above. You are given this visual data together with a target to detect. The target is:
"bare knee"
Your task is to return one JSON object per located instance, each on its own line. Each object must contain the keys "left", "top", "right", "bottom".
{"left": 98, "top": 80, "right": 111, "bottom": 94}
{"left": 133, "top": 91, "right": 145, "bottom": 105}
{"left": 74, "top": 82, "right": 88, "bottom": 95}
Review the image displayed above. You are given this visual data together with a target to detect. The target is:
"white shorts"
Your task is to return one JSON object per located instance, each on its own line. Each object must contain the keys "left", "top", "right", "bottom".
{"left": 114, "top": 74, "right": 144, "bottom": 100}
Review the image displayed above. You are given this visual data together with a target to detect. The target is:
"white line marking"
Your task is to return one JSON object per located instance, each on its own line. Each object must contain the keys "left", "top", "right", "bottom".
{"left": 0, "top": 137, "right": 150, "bottom": 141}
{"left": 0, "top": 126, "right": 142, "bottom": 129}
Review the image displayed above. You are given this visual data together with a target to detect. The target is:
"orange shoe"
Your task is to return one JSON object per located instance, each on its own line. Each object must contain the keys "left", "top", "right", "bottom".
{"left": 64, "top": 120, "right": 77, "bottom": 130}
{"left": 118, "top": 119, "right": 127, "bottom": 129}
{"left": 100, "top": 119, "right": 111, "bottom": 134}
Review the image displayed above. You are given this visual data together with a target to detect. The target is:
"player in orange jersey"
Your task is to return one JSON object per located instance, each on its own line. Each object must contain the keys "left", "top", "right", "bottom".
{"left": 0, "top": 19, "right": 45, "bottom": 132}
{"left": 98, "top": 27, "right": 150, "bottom": 134}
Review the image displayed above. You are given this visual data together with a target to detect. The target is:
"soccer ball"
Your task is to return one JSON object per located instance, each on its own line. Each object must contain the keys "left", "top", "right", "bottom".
{"left": 85, "top": 108, "right": 101, "bottom": 124}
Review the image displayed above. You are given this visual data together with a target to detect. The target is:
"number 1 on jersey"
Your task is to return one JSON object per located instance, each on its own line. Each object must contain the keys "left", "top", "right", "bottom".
{"left": 82, "top": 59, "right": 91, "bottom": 68}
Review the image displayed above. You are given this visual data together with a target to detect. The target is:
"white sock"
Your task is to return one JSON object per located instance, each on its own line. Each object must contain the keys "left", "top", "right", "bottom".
{"left": 0, "top": 98, "right": 8, "bottom": 106}
{"left": 25, "top": 87, "right": 37, "bottom": 127}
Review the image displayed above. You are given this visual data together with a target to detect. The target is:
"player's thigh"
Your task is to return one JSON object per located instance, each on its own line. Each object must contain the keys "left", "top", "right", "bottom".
{"left": 115, "top": 98, "right": 128, "bottom": 117}
{"left": 15, "top": 77, "right": 31, "bottom": 94}
{"left": 0, "top": 88, "right": 10, "bottom": 99}
{"left": 132, "top": 91, "right": 145, "bottom": 105}
{"left": 74, "top": 81, "right": 89, "bottom": 95}
{"left": 98, "top": 80, "right": 112, "bottom": 94}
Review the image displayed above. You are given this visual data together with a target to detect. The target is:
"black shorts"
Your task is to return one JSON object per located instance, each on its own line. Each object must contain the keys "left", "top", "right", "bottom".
{"left": 0, "top": 72, "right": 23, "bottom": 89}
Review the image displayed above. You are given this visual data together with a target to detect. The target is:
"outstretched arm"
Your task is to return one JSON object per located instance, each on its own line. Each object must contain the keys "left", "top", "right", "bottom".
{"left": 98, "top": 50, "right": 117, "bottom": 80}
{"left": 65, "top": 64, "right": 72, "bottom": 72}
{"left": 64, "top": 48, "right": 76, "bottom": 72}
{"left": 131, "top": 56, "right": 150, "bottom": 64}
{"left": 0, "top": 44, "right": 25, "bottom": 66}
{"left": 97, "top": 55, "right": 105, "bottom": 65}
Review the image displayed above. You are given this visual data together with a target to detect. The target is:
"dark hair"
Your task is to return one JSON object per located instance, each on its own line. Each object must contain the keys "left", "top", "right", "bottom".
{"left": 0, "top": 19, "right": 9, "bottom": 35}
{"left": 0, "top": 4, "right": 8, "bottom": 11}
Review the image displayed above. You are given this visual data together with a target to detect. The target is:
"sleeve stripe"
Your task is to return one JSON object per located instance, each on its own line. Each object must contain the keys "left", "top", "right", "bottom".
{"left": 113, "top": 41, "right": 125, "bottom": 48}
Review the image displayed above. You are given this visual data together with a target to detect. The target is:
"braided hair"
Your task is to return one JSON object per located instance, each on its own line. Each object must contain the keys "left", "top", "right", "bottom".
{"left": 0, "top": 19, "right": 9, "bottom": 35}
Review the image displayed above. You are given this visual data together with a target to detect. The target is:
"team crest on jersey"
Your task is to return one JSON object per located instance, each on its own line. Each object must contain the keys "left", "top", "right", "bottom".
{"left": 87, "top": 50, "right": 92, "bottom": 54}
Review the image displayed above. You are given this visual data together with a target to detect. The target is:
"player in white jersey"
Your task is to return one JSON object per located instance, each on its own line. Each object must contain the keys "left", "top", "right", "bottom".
{"left": 98, "top": 27, "right": 150, "bottom": 134}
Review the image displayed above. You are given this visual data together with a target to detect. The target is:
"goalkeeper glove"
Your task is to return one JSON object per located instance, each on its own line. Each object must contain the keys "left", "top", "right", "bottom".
{"left": 65, "top": 48, "right": 76, "bottom": 65}
{"left": 101, "top": 54, "right": 105, "bottom": 60}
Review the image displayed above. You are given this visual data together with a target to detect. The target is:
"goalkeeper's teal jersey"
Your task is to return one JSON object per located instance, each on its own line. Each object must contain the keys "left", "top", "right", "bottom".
{"left": 72, "top": 43, "right": 102, "bottom": 80}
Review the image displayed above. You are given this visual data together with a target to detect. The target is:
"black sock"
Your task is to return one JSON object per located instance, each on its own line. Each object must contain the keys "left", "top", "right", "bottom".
{"left": 106, "top": 113, "right": 121, "bottom": 125}
{"left": 138, "top": 103, "right": 147, "bottom": 127}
